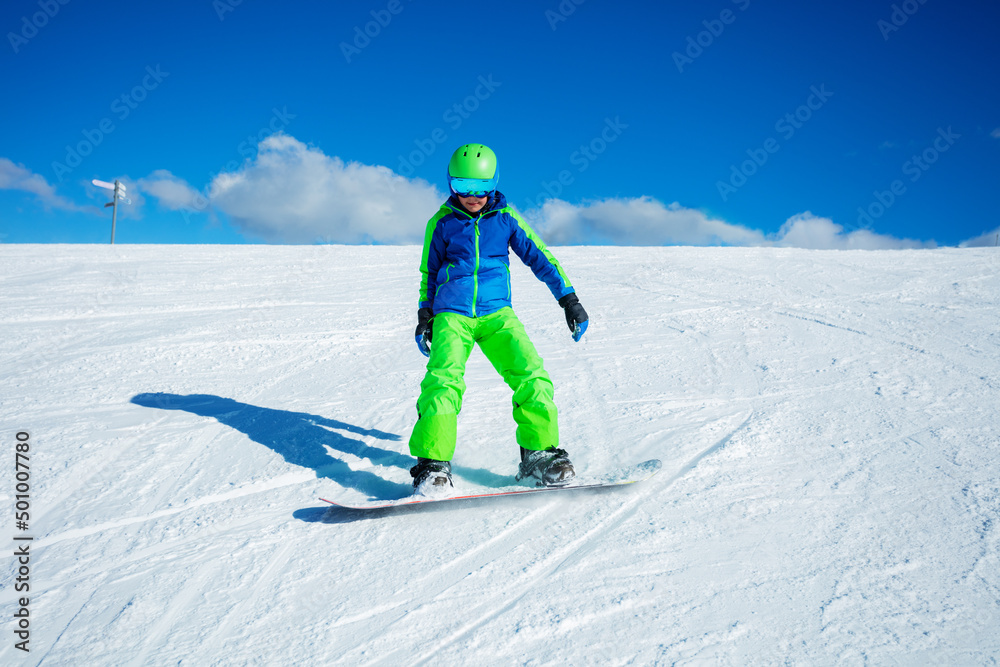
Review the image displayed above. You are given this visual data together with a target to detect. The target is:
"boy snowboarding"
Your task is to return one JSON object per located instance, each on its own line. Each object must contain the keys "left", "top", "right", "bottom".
{"left": 409, "top": 143, "right": 589, "bottom": 496}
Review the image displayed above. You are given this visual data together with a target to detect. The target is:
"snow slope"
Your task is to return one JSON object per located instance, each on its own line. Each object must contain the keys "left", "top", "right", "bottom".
{"left": 1, "top": 244, "right": 998, "bottom": 665}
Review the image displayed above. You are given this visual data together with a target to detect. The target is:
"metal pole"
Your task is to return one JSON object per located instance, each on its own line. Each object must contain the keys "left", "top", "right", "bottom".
{"left": 111, "top": 180, "right": 119, "bottom": 244}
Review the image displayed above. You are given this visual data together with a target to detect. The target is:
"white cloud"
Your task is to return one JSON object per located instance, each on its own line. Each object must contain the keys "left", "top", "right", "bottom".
{"left": 131, "top": 136, "right": 938, "bottom": 250}
{"left": 527, "top": 196, "right": 766, "bottom": 246}
{"left": 137, "top": 170, "right": 207, "bottom": 211}
{"left": 207, "top": 134, "right": 442, "bottom": 243}
{"left": 958, "top": 226, "right": 1000, "bottom": 248}
{"left": 773, "top": 212, "right": 933, "bottom": 249}
{"left": 0, "top": 158, "right": 89, "bottom": 212}
{"left": 522, "top": 198, "right": 930, "bottom": 249}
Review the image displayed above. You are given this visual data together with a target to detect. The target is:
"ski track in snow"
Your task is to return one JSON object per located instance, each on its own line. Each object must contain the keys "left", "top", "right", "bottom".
{"left": 1, "top": 245, "right": 999, "bottom": 665}
{"left": 400, "top": 416, "right": 752, "bottom": 667}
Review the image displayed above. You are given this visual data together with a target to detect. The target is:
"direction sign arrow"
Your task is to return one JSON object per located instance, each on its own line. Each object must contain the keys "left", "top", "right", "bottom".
{"left": 93, "top": 179, "right": 116, "bottom": 191}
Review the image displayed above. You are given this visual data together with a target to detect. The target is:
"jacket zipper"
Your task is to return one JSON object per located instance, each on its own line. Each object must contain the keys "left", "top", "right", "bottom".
{"left": 472, "top": 216, "right": 481, "bottom": 317}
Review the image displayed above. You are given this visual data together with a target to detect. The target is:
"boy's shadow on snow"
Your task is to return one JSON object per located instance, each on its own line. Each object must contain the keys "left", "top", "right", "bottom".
{"left": 130, "top": 393, "right": 511, "bottom": 504}
{"left": 131, "top": 392, "right": 412, "bottom": 499}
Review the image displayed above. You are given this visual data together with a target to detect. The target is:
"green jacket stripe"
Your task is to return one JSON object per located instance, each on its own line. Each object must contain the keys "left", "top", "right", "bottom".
{"left": 419, "top": 206, "right": 450, "bottom": 307}
{"left": 504, "top": 206, "right": 573, "bottom": 290}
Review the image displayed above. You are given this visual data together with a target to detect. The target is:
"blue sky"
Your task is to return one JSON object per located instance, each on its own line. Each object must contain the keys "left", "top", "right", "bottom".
{"left": 1, "top": 0, "right": 997, "bottom": 247}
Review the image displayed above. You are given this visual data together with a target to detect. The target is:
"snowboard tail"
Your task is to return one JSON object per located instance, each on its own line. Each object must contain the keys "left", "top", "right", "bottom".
{"left": 320, "top": 459, "right": 661, "bottom": 510}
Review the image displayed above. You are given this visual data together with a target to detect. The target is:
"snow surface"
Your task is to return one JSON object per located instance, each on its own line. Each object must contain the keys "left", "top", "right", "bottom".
{"left": 1, "top": 244, "right": 998, "bottom": 665}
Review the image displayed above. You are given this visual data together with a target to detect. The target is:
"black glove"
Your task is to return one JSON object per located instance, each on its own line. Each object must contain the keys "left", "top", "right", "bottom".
{"left": 415, "top": 307, "right": 433, "bottom": 357}
{"left": 558, "top": 293, "right": 589, "bottom": 342}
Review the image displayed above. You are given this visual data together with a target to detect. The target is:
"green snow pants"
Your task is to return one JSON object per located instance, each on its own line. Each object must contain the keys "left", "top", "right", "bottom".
{"left": 408, "top": 307, "right": 558, "bottom": 462}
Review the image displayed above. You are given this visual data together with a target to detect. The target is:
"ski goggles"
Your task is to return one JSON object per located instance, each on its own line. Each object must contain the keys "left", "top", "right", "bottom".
{"left": 448, "top": 175, "right": 498, "bottom": 198}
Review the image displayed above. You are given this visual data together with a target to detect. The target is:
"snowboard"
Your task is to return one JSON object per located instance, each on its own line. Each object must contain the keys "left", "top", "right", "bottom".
{"left": 320, "top": 458, "right": 662, "bottom": 510}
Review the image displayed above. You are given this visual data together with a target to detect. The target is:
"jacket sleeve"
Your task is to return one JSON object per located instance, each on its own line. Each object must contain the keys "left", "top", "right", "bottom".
{"left": 418, "top": 207, "right": 449, "bottom": 311}
{"left": 505, "top": 207, "right": 575, "bottom": 301}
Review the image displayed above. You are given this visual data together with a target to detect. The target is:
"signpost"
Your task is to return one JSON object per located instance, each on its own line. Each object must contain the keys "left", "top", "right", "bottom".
{"left": 92, "top": 179, "right": 130, "bottom": 244}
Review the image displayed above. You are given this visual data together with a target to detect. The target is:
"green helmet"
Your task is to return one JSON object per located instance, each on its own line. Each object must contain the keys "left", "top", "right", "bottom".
{"left": 447, "top": 144, "right": 499, "bottom": 196}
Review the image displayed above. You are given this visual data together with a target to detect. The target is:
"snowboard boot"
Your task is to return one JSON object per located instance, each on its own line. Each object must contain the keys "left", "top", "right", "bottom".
{"left": 515, "top": 447, "right": 576, "bottom": 486}
{"left": 410, "top": 458, "right": 453, "bottom": 497}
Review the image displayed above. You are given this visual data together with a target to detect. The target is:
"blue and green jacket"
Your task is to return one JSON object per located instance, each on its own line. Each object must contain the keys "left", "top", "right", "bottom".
{"left": 419, "top": 191, "right": 575, "bottom": 318}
